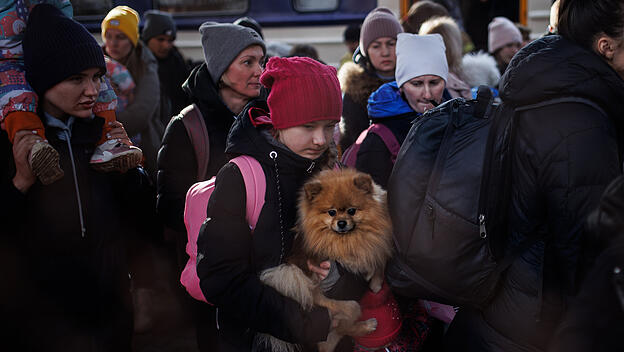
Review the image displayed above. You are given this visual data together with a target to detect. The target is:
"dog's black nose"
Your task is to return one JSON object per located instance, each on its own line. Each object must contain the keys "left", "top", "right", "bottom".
{"left": 337, "top": 220, "right": 347, "bottom": 229}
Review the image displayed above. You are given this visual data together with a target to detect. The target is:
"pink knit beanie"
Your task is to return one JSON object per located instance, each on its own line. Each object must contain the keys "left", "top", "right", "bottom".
{"left": 260, "top": 57, "right": 342, "bottom": 130}
{"left": 360, "top": 7, "right": 403, "bottom": 56}
{"left": 488, "top": 16, "right": 522, "bottom": 53}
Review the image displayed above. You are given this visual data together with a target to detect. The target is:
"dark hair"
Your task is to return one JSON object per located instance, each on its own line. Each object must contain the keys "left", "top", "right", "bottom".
{"left": 344, "top": 24, "right": 361, "bottom": 43}
{"left": 289, "top": 44, "right": 319, "bottom": 61}
{"left": 558, "top": 0, "right": 624, "bottom": 50}
{"left": 401, "top": 0, "right": 448, "bottom": 34}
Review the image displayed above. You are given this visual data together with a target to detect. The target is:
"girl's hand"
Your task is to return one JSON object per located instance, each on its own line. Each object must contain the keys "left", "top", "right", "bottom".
{"left": 307, "top": 260, "right": 331, "bottom": 281}
{"left": 12, "top": 130, "right": 40, "bottom": 193}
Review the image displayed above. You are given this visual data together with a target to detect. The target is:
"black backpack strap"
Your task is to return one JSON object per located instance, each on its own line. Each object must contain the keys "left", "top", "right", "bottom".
{"left": 516, "top": 97, "right": 607, "bottom": 117}
{"left": 179, "top": 104, "right": 209, "bottom": 181}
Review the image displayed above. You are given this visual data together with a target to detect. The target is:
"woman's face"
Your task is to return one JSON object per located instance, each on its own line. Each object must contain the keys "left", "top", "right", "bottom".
{"left": 221, "top": 45, "right": 265, "bottom": 99}
{"left": 495, "top": 42, "right": 520, "bottom": 65}
{"left": 367, "top": 37, "right": 397, "bottom": 76}
{"left": 400, "top": 75, "right": 445, "bottom": 113}
{"left": 610, "top": 43, "right": 624, "bottom": 80}
{"left": 147, "top": 34, "right": 174, "bottom": 59}
{"left": 277, "top": 119, "right": 337, "bottom": 160}
{"left": 104, "top": 28, "right": 134, "bottom": 61}
{"left": 43, "top": 67, "right": 103, "bottom": 119}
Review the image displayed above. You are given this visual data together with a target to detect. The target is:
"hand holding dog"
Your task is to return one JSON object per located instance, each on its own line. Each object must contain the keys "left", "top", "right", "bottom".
{"left": 308, "top": 260, "right": 331, "bottom": 281}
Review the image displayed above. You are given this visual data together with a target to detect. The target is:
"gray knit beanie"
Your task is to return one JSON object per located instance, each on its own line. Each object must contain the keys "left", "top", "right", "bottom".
{"left": 360, "top": 7, "right": 403, "bottom": 57}
{"left": 199, "top": 22, "right": 266, "bottom": 84}
{"left": 141, "top": 10, "right": 176, "bottom": 43}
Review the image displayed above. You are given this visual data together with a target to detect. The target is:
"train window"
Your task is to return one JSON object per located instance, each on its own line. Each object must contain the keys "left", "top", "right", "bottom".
{"left": 293, "top": 0, "right": 339, "bottom": 12}
{"left": 155, "top": 0, "right": 248, "bottom": 14}
{"left": 73, "top": 0, "right": 113, "bottom": 16}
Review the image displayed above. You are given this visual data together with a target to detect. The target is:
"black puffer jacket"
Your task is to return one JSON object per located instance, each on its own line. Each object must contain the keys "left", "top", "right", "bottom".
{"left": 156, "top": 63, "right": 236, "bottom": 231}
{"left": 0, "top": 115, "right": 152, "bottom": 351}
{"left": 445, "top": 35, "right": 624, "bottom": 352}
{"left": 196, "top": 100, "right": 334, "bottom": 351}
{"left": 355, "top": 115, "right": 414, "bottom": 189}
{"left": 549, "top": 176, "right": 624, "bottom": 352}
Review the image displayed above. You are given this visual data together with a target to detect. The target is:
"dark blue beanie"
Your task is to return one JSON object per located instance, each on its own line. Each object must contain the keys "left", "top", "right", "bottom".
{"left": 23, "top": 4, "right": 105, "bottom": 97}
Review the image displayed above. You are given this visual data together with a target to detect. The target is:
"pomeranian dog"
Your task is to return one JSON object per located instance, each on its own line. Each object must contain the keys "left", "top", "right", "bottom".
{"left": 257, "top": 168, "right": 394, "bottom": 352}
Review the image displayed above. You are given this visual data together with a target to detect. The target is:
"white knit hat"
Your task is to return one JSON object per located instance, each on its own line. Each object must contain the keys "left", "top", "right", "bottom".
{"left": 395, "top": 33, "right": 448, "bottom": 88}
{"left": 488, "top": 17, "right": 522, "bottom": 53}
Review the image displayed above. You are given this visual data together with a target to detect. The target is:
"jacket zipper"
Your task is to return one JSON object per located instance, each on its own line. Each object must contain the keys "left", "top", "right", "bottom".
{"left": 63, "top": 130, "right": 86, "bottom": 238}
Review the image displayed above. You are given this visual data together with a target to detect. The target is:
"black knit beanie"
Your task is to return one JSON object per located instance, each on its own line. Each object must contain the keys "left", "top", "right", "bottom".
{"left": 23, "top": 4, "right": 106, "bottom": 97}
{"left": 141, "top": 10, "right": 177, "bottom": 43}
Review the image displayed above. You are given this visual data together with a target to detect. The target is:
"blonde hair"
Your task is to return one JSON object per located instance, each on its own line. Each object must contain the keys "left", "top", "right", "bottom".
{"left": 419, "top": 16, "right": 463, "bottom": 76}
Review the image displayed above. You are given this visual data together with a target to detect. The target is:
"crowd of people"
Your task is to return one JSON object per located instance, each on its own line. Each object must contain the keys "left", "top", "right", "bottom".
{"left": 1, "top": 0, "right": 623, "bottom": 351}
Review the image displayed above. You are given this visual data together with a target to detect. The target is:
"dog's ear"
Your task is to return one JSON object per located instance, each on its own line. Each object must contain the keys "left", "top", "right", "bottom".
{"left": 353, "top": 173, "right": 373, "bottom": 194}
{"left": 304, "top": 180, "right": 323, "bottom": 201}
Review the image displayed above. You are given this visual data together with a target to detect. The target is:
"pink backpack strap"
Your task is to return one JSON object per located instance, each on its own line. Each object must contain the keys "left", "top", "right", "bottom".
{"left": 230, "top": 155, "right": 265, "bottom": 230}
{"left": 179, "top": 104, "right": 210, "bottom": 181}
{"left": 368, "top": 123, "right": 401, "bottom": 163}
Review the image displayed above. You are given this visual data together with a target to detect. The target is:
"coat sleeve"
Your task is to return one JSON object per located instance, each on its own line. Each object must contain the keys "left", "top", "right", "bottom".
{"left": 156, "top": 116, "right": 198, "bottom": 231}
{"left": 117, "top": 51, "right": 160, "bottom": 137}
{"left": 197, "top": 163, "right": 331, "bottom": 345}
{"left": 355, "top": 132, "right": 394, "bottom": 189}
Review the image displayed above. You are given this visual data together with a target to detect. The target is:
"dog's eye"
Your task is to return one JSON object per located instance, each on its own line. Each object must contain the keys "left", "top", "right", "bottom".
{"left": 347, "top": 208, "right": 357, "bottom": 215}
{"left": 328, "top": 209, "right": 337, "bottom": 217}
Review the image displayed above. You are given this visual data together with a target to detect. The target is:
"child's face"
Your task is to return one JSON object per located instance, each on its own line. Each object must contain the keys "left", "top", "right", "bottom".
{"left": 43, "top": 67, "right": 103, "bottom": 119}
{"left": 104, "top": 28, "right": 134, "bottom": 62}
{"left": 277, "top": 119, "right": 336, "bottom": 160}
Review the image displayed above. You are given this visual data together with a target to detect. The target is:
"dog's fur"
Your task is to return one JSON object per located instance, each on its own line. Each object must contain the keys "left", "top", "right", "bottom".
{"left": 257, "top": 169, "right": 393, "bottom": 352}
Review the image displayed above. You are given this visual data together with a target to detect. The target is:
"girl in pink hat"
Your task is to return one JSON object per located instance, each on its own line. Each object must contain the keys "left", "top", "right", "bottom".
{"left": 196, "top": 56, "right": 352, "bottom": 351}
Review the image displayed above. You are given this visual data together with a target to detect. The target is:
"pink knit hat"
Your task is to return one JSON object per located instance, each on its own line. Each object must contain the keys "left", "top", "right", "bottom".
{"left": 260, "top": 57, "right": 342, "bottom": 130}
{"left": 488, "top": 16, "right": 522, "bottom": 53}
{"left": 360, "top": 7, "right": 403, "bottom": 56}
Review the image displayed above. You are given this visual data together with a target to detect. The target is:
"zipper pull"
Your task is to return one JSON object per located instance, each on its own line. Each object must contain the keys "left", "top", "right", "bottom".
{"left": 306, "top": 161, "right": 315, "bottom": 173}
{"left": 479, "top": 214, "right": 487, "bottom": 239}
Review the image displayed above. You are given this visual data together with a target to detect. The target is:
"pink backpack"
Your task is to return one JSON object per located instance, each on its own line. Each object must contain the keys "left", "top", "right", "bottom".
{"left": 180, "top": 155, "right": 266, "bottom": 302}
{"left": 341, "top": 123, "right": 401, "bottom": 167}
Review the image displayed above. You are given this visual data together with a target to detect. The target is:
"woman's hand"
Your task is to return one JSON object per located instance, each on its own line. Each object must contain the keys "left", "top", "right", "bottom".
{"left": 12, "top": 130, "right": 40, "bottom": 193}
{"left": 307, "top": 260, "right": 331, "bottom": 281}
{"left": 106, "top": 121, "right": 133, "bottom": 146}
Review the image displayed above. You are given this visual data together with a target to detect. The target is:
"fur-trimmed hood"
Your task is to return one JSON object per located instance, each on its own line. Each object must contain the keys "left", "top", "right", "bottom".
{"left": 338, "top": 62, "right": 389, "bottom": 108}
{"left": 461, "top": 51, "right": 500, "bottom": 88}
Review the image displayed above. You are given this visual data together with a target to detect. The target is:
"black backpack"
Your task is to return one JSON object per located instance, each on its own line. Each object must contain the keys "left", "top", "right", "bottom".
{"left": 385, "top": 86, "right": 606, "bottom": 310}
